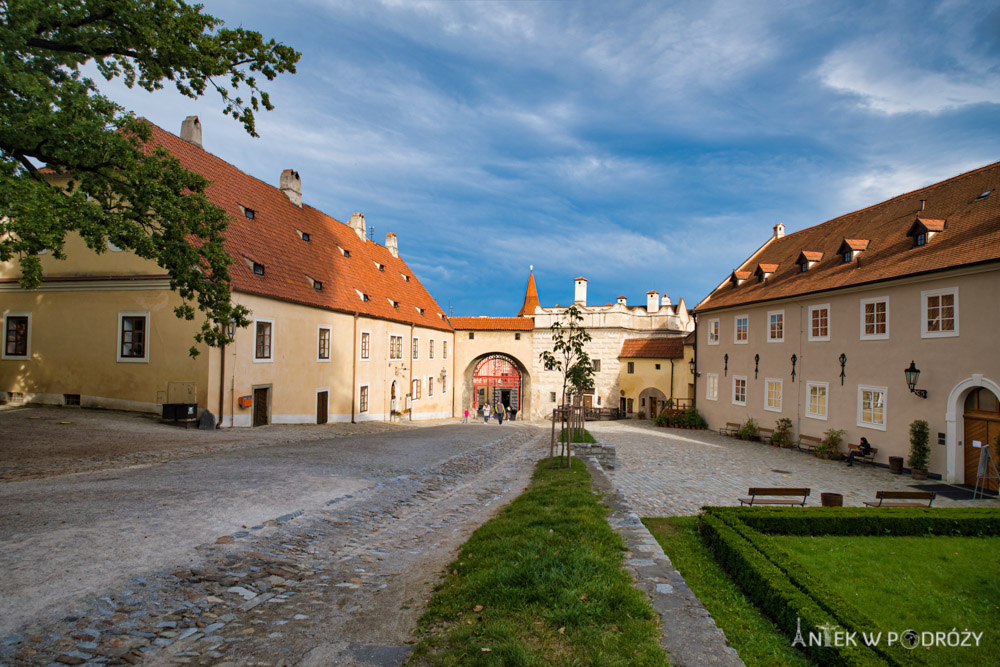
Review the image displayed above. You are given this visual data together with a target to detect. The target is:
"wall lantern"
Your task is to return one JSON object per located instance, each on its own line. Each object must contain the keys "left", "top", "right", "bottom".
{"left": 724, "top": 353, "right": 729, "bottom": 376}
{"left": 904, "top": 360, "right": 928, "bottom": 398}
{"left": 754, "top": 353, "right": 760, "bottom": 379}
{"left": 838, "top": 353, "right": 847, "bottom": 386}
{"left": 688, "top": 358, "right": 698, "bottom": 376}
{"left": 225, "top": 319, "right": 237, "bottom": 337}
{"left": 790, "top": 354, "right": 797, "bottom": 382}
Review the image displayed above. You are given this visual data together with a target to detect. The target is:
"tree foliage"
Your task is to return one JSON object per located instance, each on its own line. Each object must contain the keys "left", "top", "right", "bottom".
{"left": 0, "top": 0, "right": 300, "bottom": 354}
{"left": 539, "top": 304, "right": 595, "bottom": 405}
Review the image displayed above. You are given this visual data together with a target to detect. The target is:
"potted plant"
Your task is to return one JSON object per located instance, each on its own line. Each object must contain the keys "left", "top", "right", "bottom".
{"left": 773, "top": 417, "right": 794, "bottom": 448}
{"left": 908, "top": 419, "right": 930, "bottom": 479}
{"left": 683, "top": 407, "right": 708, "bottom": 429}
{"left": 637, "top": 410, "right": 646, "bottom": 420}
{"left": 816, "top": 428, "right": 845, "bottom": 460}
{"left": 736, "top": 416, "right": 758, "bottom": 441}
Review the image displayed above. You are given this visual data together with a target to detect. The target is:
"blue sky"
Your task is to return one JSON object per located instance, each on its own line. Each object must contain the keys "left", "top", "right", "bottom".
{"left": 96, "top": 0, "right": 1000, "bottom": 316}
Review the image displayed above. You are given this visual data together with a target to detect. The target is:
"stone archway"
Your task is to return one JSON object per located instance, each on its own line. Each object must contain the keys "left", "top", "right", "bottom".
{"left": 463, "top": 353, "right": 531, "bottom": 420}
{"left": 639, "top": 387, "right": 667, "bottom": 418}
{"left": 944, "top": 374, "right": 1000, "bottom": 483}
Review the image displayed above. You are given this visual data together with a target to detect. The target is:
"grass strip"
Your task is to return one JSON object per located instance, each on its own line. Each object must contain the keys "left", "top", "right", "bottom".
{"left": 410, "top": 457, "right": 668, "bottom": 666}
{"left": 558, "top": 427, "right": 597, "bottom": 443}
{"left": 643, "top": 517, "right": 814, "bottom": 667}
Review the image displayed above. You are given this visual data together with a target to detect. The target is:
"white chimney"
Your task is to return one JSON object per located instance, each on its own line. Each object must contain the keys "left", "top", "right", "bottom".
{"left": 385, "top": 232, "right": 398, "bottom": 257}
{"left": 280, "top": 169, "right": 301, "bottom": 207}
{"left": 773, "top": 222, "right": 785, "bottom": 239}
{"left": 574, "top": 277, "right": 588, "bottom": 305}
{"left": 646, "top": 290, "right": 660, "bottom": 313}
{"left": 617, "top": 295, "right": 627, "bottom": 306}
{"left": 180, "top": 116, "right": 202, "bottom": 148}
{"left": 349, "top": 212, "right": 366, "bottom": 241}
{"left": 661, "top": 292, "right": 672, "bottom": 306}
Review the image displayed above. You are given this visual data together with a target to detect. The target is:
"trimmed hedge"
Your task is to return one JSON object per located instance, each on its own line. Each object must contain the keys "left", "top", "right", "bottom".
{"left": 706, "top": 506, "right": 1000, "bottom": 537}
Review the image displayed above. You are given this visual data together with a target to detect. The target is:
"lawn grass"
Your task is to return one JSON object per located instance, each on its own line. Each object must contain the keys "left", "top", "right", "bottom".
{"left": 558, "top": 427, "right": 597, "bottom": 443}
{"left": 774, "top": 534, "right": 1000, "bottom": 665}
{"left": 642, "top": 517, "right": 814, "bottom": 667}
{"left": 410, "top": 457, "right": 668, "bottom": 666}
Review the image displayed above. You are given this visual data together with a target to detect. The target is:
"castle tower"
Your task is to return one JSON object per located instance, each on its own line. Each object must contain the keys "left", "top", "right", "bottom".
{"left": 516, "top": 268, "right": 540, "bottom": 317}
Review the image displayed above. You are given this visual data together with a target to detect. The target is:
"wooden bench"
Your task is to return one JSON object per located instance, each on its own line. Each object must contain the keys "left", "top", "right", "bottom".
{"left": 739, "top": 487, "right": 810, "bottom": 506}
{"left": 719, "top": 422, "right": 741, "bottom": 437}
{"left": 758, "top": 427, "right": 774, "bottom": 443}
{"left": 796, "top": 435, "right": 821, "bottom": 452}
{"left": 847, "top": 443, "right": 878, "bottom": 465}
{"left": 863, "top": 491, "right": 936, "bottom": 508}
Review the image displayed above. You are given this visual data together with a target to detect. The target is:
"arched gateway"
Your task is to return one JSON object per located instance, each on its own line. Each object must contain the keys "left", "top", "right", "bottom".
{"left": 473, "top": 355, "right": 523, "bottom": 412}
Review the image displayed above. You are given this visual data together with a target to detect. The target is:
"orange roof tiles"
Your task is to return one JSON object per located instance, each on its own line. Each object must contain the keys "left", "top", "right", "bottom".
{"left": 698, "top": 161, "right": 1000, "bottom": 312}
{"left": 797, "top": 251, "right": 824, "bottom": 263}
{"left": 618, "top": 337, "right": 685, "bottom": 359}
{"left": 450, "top": 317, "right": 535, "bottom": 331}
{"left": 755, "top": 263, "right": 779, "bottom": 274}
{"left": 146, "top": 123, "right": 451, "bottom": 331}
{"left": 516, "top": 271, "right": 540, "bottom": 317}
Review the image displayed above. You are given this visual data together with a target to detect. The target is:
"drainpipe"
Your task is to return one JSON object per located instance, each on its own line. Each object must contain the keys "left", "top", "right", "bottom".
{"left": 692, "top": 312, "right": 698, "bottom": 409}
{"left": 351, "top": 313, "right": 358, "bottom": 423}
{"left": 409, "top": 323, "right": 414, "bottom": 421}
{"left": 217, "top": 338, "right": 226, "bottom": 428}
{"left": 451, "top": 331, "right": 456, "bottom": 418}
{"left": 669, "top": 357, "right": 675, "bottom": 405}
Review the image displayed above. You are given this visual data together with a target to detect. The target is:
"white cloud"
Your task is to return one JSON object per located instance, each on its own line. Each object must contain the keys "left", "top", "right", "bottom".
{"left": 835, "top": 158, "right": 992, "bottom": 211}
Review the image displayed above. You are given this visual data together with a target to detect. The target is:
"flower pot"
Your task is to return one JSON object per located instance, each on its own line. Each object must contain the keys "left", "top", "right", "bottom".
{"left": 911, "top": 468, "right": 928, "bottom": 480}
{"left": 820, "top": 492, "right": 843, "bottom": 507}
{"left": 889, "top": 456, "right": 904, "bottom": 474}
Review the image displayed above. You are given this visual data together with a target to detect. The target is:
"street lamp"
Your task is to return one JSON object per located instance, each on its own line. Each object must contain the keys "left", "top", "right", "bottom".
{"left": 904, "top": 361, "right": 928, "bottom": 398}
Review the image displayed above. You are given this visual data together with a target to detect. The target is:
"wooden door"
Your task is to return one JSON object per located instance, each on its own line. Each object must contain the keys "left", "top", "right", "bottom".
{"left": 649, "top": 397, "right": 657, "bottom": 417}
{"left": 583, "top": 394, "right": 593, "bottom": 408}
{"left": 964, "top": 418, "right": 999, "bottom": 491}
{"left": 317, "top": 391, "right": 328, "bottom": 424}
{"left": 253, "top": 387, "right": 269, "bottom": 427}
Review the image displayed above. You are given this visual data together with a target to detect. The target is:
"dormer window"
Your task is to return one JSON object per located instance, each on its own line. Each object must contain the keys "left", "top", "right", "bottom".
{"left": 795, "top": 251, "right": 823, "bottom": 273}
{"left": 915, "top": 233, "right": 926, "bottom": 247}
{"left": 301, "top": 232, "right": 310, "bottom": 242}
{"left": 355, "top": 289, "right": 369, "bottom": 302}
{"left": 253, "top": 262, "right": 265, "bottom": 275}
{"left": 843, "top": 250, "right": 853, "bottom": 264}
{"left": 800, "top": 263, "right": 808, "bottom": 273}
{"left": 387, "top": 298, "right": 399, "bottom": 309}
{"left": 242, "top": 206, "right": 255, "bottom": 220}
{"left": 977, "top": 190, "right": 992, "bottom": 201}
{"left": 906, "top": 217, "right": 944, "bottom": 248}
{"left": 338, "top": 246, "right": 350, "bottom": 257}
{"left": 729, "top": 270, "right": 751, "bottom": 287}
{"left": 416, "top": 306, "right": 425, "bottom": 316}
{"left": 313, "top": 280, "right": 323, "bottom": 291}
{"left": 753, "top": 264, "right": 778, "bottom": 284}
{"left": 401, "top": 273, "right": 410, "bottom": 282}
{"left": 837, "top": 238, "right": 869, "bottom": 264}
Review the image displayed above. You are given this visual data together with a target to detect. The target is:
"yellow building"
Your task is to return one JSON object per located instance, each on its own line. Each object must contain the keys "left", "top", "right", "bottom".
{"left": 1, "top": 118, "right": 455, "bottom": 426}
{"left": 618, "top": 334, "right": 695, "bottom": 417}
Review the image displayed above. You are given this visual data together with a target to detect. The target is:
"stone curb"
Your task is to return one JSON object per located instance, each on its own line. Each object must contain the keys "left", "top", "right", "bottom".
{"left": 583, "top": 455, "right": 744, "bottom": 667}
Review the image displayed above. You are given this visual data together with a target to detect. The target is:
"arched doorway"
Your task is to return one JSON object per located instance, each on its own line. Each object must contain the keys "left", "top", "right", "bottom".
{"left": 963, "top": 387, "right": 1000, "bottom": 491}
{"left": 639, "top": 387, "right": 667, "bottom": 418}
{"left": 473, "top": 355, "right": 522, "bottom": 414}
{"left": 390, "top": 380, "right": 398, "bottom": 414}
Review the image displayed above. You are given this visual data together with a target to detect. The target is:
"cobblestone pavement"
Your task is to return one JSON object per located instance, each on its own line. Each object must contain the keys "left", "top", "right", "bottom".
{"left": 585, "top": 421, "right": 1000, "bottom": 517}
{"left": 0, "top": 422, "right": 545, "bottom": 666}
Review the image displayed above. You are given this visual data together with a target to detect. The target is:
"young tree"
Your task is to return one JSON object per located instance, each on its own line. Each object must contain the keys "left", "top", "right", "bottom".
{"left": 539, "top": 304, "right": 594, "bottom": 466}
{"left": 0, "top": 0, "right": 300, "bottom": 354}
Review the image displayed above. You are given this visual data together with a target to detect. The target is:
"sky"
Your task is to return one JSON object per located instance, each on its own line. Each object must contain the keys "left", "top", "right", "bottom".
{"left": 94, "top": 0, "right": 1000, "bottom": 317}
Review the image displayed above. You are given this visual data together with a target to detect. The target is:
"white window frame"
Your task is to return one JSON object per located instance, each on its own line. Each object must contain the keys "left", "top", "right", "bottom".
{"left": 767, "top": 310, "right": 784, "bottom": 343}
{"left": 429, "top": 338, "right": 435, "bottom": 360}
{"left": 859, "top": 297, "right": 889, "bottom": 340}
{"left": 734, "top": 315, "right": 749, "bottom": 344}
{"left": 317, "top": 326, "right": 332, "bottom": 362}
{"left": 732, "top": 375, "right": 747, "bottom": 406}
{"left": 2, "top": 312, "right": 31, "bottom": 361}
{"left": 805, "top": 381, "right": 829, "bottom": 421}
{"left": 360, "top": 330, "right": 371, "bottom": 361}
{"left": 707, "top": 319, "right": 720, "bottom": 345}
{"left": 808, "top": 304, "right": 830, "bottom": 342}
{"left": 117, "top": 311, "right": 150, "bottom": 363}
{"left": 705, "top": 373, "right": 719, "bottom": 401}
{"left": 389, "top": 334, "right": 403, "bottom": 360}
{"left": 764, "top": 378, "right": 782, "bottom": 412}
{"left": 252, "top": 317, "right": 274, "bottom": 363}
{"left": 921, "top": 287, "right": 959, "bottom": 338}
{"left": 412, "top": 378, "right": 421, "bottom": 400}
{"left": 359, "top": 384, "right": 369, "bottom": 413}
{"left": 427, "top": 375, "right": 434, "bottom": 397}
{"left": 857, "top": 385, "right": 887, "bottom": 431}
{"left": 412, "top": 336, "right": 419, "bottom": 360}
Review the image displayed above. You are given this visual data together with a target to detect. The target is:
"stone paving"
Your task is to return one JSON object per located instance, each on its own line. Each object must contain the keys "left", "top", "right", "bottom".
{"left": 586, "top": 421, "right": 1000, "bottom": 516}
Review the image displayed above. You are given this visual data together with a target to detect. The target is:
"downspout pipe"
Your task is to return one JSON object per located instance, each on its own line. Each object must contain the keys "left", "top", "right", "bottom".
{"left": 351, "top": 313, "right": 358, "bottom": 423}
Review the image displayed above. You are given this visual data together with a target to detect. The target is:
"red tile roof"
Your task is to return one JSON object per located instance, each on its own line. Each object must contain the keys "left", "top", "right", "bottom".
{"left": 147, "top": 123, "right": 451, "bottom": 331}
{"left": 516, "top": 271, "right": 540, "bottom": 317}
{"left": 797, "top": 251, "right": 824, "bottom": 263}
{"left": 450, "top": 316, "right": 535, "bottom": 331}
{"left": 618, "top": 337, "right": 685, "bottom": 359}
{"left": 697, "top": 161, "right": 1000, "bottom": 312}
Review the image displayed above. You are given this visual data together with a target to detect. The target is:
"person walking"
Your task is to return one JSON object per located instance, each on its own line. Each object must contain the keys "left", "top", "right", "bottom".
{"left": 463, "top": 407, "right": 469, "bottom": 423}
{"left": 497, "top": 403, "right": 504, "bottom": 425}
{"left": 482, "top": 403, "right": 489, "bottom": 423}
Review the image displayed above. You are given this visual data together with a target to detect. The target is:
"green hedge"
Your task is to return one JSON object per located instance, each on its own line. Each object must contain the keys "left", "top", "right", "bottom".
{"left": 705, "top": 506, "right": 1000, "bottom": 537}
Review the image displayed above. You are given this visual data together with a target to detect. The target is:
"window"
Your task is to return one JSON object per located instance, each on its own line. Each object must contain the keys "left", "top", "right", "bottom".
{"left": 922, "top": 288, "right": 958, "bottom": 338}
{"left": 3, "top": 313, "right": 30, "bottom": 359}
{"left": 550, "top": 391, "right": 558, "bottom": 402}
{"left": 858, "top": 386, "right": 887, "bottom": 430}
{"left": 765, "top": 378, "right": 782, "bottom": 412}
{"left": 515, "top": 332, "right": 521, "bottom": 340}
{"left": 655, "top": 363, "right": 661, "bottom": 370}
{"left": 253, "top": 262, "right": 265, "bottom": 275}
{"left": 469, "top": 332, "right": 475, "bottom": 340}
{"left": 360, "top": 331, "right": 371, "bottom": 360}
{"left": 767, "top": 311, "right": 784, "bottom": 342}
{"left": 428, "top": 376, "right": 434, "bottom": 397}
{"left": 707, "top": 319, "right": 719, "bottom": 345}
{"left": 442, "top": 374, "right": 447, "bottom": 394}
{"left": 843, "top": 250, "right": 853, "bottom": 263}
{"left": 412, "top": 378, "right": 421, "bottom": 399}
{"left": 592, "top": 359, "right": 601, "bottom": 372}
{"left": 390, "top": 335, "right": 402, "bottom": 360}
{"left": 359, "top": 385, "right": 369, "bottom": 413}
{"left": 732, "top": 376, "right": 747, "bottom": 406}
{"left": 429, "top": 339, "right": 435, "bottom": 359}
{"left": 915, "top": 232, "right": 926, "bottom": 247}
{"left": 244, "top": 207, "right": 255, "bottom": 220}
{"left": 627, "top": 362, "right": 635, "bottom": 374}
{"left": 627, "top": 397, "right": 634, "bottom": 412}
{"left": 313, "top": 280, "right": 323, "bottom": 291}
{"left": 413, "top": 337, "right": 419, "bottom": 359}
{"left": 318, "top": 327, "right": 331, "bottom": 361}
{"left": 253, "top": 319, "right": 273, "bottom": 362}
{"left": 808, "top": 304, "right": 830, "bottom": 341}
{"left": 443, "top": 340, "right": 448, "bottom": 359}
{"left": 734, "top": 315, "right": 748, "bottom": 344}
{"left": 118, "top": 312, "right": 149, "bottom": 362}
{"left": 800, "top": 262, "right": 808, "bottom": 273}
{"left": 301, "top": 231, "right": 310, "bottom": 241}
{"left": 806, "top": 382, "right": 828, "bottom": 420}
{"left": 860, "top": 297, "right": 889, "bottom": 340}
{"left": 401, "top": 273, "right": 410, "bottom": 282}
{"left": 706, "top": 373, "right": 719, "bottom": 401}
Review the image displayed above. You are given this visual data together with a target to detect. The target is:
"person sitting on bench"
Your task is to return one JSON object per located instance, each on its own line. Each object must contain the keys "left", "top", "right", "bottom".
{"left": 846, "top": 437, "right": 872, "bottom": 467}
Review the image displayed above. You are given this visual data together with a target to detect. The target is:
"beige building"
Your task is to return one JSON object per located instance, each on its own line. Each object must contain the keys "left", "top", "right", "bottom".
{"left": 693, "top": 162, "right": 1000, "bottom": 487}
{"left": 451, "top": 272, "right": 695, "bottom": 420}
{"left": 1, "top": 118, "right": 454, "bottom": 426}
